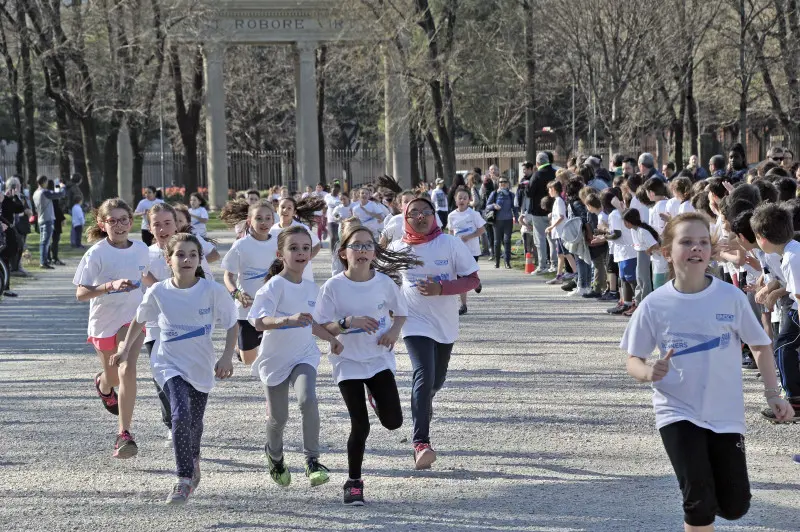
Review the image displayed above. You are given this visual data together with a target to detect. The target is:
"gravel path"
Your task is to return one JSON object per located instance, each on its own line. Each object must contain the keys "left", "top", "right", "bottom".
{"left": 0, "top": 233, "right": 797, "bottom": 531}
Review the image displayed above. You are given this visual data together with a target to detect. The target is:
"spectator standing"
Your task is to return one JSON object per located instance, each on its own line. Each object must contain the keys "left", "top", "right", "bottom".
{"left": 638, "top": 153, "right": 665, "bottom": 183}
{"left": 71, "top": 193, "right": 85, "bottom": 249}
{"left": 32, "top": 175, "right": 65, "bottom": 269}
{"left": 527, "top": 153, "right": 555, "bottom": 273}
{"left": 48, "top": 179, "right": 66, "bottom": 266}
{"left": 486, "top": 176, "right": 518, "bottom": 269}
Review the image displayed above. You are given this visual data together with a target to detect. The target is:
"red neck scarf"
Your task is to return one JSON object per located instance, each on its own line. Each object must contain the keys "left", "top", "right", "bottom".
{"left": 402, "top": 198, "right": 442, "bottom": 245}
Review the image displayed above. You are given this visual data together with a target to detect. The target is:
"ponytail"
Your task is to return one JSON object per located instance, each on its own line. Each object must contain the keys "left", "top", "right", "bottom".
{"left": 337, "top": 225, "right": 422, "bottom": 285}
{"left": 281, "top": 196, "right": 325, "bottom": 227}
{"left": 622, "top": 208, "right": 660, "bottom": 243}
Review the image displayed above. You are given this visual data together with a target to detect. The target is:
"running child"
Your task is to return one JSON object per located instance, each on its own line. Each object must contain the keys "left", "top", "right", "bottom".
{"left": 447, "top": 186, "right": 486, "bottom": 315}
{"left": 73, "top": 198, "right": 150, "bottom": 458}
{"left": 271, "top": 196, "right": 324, "bottom": 281}
{"left": 114, "top": 233, "right": 238, "bottom": 504}
{"left": 188, "top": 192, "right": 209, "bottom": 237}
{"left": 133, "top": 186, "right": 163, "bottom": 246}
{"left": 248, "top": 226, "right": 343, "bottom": 488}
{"left": 387, "top": 197, "right": 480, "bottom": 470}
{"left": 173, "top": 203, "right": 219, "bottom": 278}
{"left": 352, "top": 187, "right": 390, "bottom": 238}
{"left": 221, "top": 199, "right": 278, "bottom": 365}
{"left": 314, "top": 224, "right": 420, "bottom": 505}
{"left": 621, "top": 212, "right": 792, "bottom": 532}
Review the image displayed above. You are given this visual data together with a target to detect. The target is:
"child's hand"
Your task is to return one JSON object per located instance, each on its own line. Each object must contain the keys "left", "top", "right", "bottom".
{"left": 659, "top": 212, "right": 672, "bottom": 222}
{"left": 109, "top": 279, "right": 137, "bottom": 293}
{"left": 377, "top": 328, "right": 400, "bottom": 350}
{"left": 329, "top": 338, "right": 344, "bottom": 356}
{"left": 754, "top": 286, "right": 769, "bottom": 304}
{"left": 767, "top": 396, "right": 794, "bottom": 421}
{"left": 648, "top": 349, "right": 673, "bottom": 382}
{"left": 285, "top": 313, "right": 314, "bottom": 328}
{"left": 350, "top": 316, "right": 380, "bottom": 334}
{"left": 215, "top": 357, "right": 234, "bottom": 379}
{"left": 110, "top": 348, "right": 129, "bottom": 367}
{"left": 545, "top": 227, "right": 552, "bottom": 235}
{"left": 417, "top": 277, "right": 443, "bottom": 296}
{"left": 764, "top": 291, "right": 782, "bottom": 309}
{"left": 237, "top": 291, "right": 254, "bottom": 308}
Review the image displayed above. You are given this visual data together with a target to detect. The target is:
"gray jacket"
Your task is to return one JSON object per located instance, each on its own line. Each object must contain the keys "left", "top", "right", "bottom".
{"left": 33, "top": 187, "right": 65, "bottom": 224}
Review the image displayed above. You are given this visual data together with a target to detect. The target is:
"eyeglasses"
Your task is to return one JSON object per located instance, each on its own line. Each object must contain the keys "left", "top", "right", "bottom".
{"left": 499, "top": 180, "right": 509, "bottom": 184}
{"left": 104, "top": 217, "right": 131, "bottom": 226}
{"left": 407, "top": 209, "right": 435, "bottom": 218}
{"left": 344, "top": 242, "right": 375, "bottom": 252}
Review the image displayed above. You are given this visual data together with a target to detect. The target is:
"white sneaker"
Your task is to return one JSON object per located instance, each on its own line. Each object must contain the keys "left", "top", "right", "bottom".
{"left": 547, "top": 266, "right": 557, "bottom": 273}
{"left": 164, "top": 430, "right": 173, "bottom": 448}
{"left": 568, "top": 287, "right": 588, "bottom": 297}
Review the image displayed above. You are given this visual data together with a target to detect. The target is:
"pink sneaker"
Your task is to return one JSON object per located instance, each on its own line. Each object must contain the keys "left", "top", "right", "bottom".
{"left": 413, "top": 443, "right": 437, "bottom": 470}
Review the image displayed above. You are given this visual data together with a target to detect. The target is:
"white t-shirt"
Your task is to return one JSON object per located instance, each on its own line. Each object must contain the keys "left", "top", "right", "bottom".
{"left": 620, "top": 276, "right": 770, "bottom": 434}
{"left": 189, "top": 207, "right": 209, "bottom": 236}
{"left": 134, "top": 198, "right": 164, "bottom": 231}
{"left": 609, "top": 209, "right": 635, "bottom": 262}
{"left": 388, "top": 234, "right": 479, "bottom": 344}
{"left": 629, "top": 196, "right": 650, "bottom": 225}
{"left": 630, "top": 227, "right": 668, "bottom": 274}
{"left": 332, "top": 204, "right": 354, "bottom": 224}
{"left": 313, "top": 272, "right": 408, "bottom": 383}
{"left": 325, "top": 194, "right": 342, "bottom": 223}
{"left": 780, "top": 240, "right": 800, "bottom": 306}
{"left": 678, "top": 201, "right": 695, "bottom": 214}
{"left": 447, "top": 208, "right": 486, "bottom": 257}
{"left": 352, "top": 202, "right": 388, "bottom": 237}
{"left": 137, "top": 278, "right": 237, "bottom": 394}
{"left": 221, "top": 234, "right": 278, "bottom": 319}
{"left": 649, "top": 199, "right": 669, "bottom": 235}
{"left": 269, "top": 220, "right": 319, "bottom": 282}
{"left": 431, "top": 188, "right": 448, "bottom": 212}
{"left": 195, "top": 234, "right": 216, "bottom": 280}
{"left": 73, "top": 239, "right": 150, "bottom": 338}
{"left": 665, "top": 197, "right": 681, "bottom": 218}
{"left": 247, "top": 276, "right": 321, "bottom": 386}
{"left": 145, "top": 243, "right": 172, "bottom": 343}
{"left": 550, "top": 196, "right": 566, "bottom": 239}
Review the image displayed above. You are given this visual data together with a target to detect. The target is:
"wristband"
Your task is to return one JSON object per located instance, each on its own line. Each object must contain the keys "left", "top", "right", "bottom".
{"left": 338, "top": 317, "right": 350, "bottom": 331}
{"left": 230, "top": 288, "right": 240, "bottom": 300}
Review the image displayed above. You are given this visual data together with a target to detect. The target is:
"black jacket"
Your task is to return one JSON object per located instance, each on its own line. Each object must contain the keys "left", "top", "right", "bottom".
{"left": 527, "top": 165, "right": 555, "bottom": 216}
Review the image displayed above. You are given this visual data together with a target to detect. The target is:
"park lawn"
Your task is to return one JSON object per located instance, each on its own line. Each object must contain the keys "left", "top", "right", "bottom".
{"left": 205, "top": 211, "right": 228, "bottom": 231}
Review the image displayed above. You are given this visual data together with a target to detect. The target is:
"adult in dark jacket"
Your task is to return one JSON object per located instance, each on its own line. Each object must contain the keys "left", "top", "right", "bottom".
{"left": 486, "top": 176, "right": 519, "bottom": 269}
{"left": 526, "top": 153, "right": 555, "bottom": 272}
{"left": 0, "top": 188, "right": 24, "bottom": 296}
{"left": 481, "top": 176, "right": 496, "bottom": 260}
{"left": 48, "top": 179, "right": 66, "bottom": 265}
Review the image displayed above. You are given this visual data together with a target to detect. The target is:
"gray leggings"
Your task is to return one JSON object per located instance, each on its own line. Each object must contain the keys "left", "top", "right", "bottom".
{"left": 264, "top": 363, "right": 320, "bottom": 461}
{"left": 634, "top": 250, "right": 652, "bottom": 304}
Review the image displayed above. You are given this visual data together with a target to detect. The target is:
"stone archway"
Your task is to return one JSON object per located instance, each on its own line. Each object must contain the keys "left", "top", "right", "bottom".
{"left": 196, "top": 0, "right": 411, "bottom": 208}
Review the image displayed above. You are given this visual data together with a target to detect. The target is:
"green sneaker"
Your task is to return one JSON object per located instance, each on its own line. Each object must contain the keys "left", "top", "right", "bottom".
{"left": 305, "top": 457, "right": 330, "bottom": 487}
{"left": 266, "top": 453, "right": 291, "bottom": 487}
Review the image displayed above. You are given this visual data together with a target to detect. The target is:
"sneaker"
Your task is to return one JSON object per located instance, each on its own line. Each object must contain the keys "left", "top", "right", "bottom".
{"left": 582, "top": 290, "right": 602, "bottom": 298}
{"left": 533, "top": 268, "right": 549, "bottom": 276}
{"left": 413, "top": 442, "right": 436, "bottom": 470}
{"left": 622, "top": 303, "right": 637, "bottom": 317}
{"left": 305, "top": 457, "right": 331, "bottom": 487}
{"left": 53, "top": 259, "right": 66, "bottom": 266}
{"left": 568, "top": 287, "right": 589, "bottom": 297}
{"left": 547, "top": 266, "right": 557, "bottom": 273}
{"left": 607, "top": 302, "right": 631, "bottom": 315}
{"left": 191, "top": 457, "right": 201, "bottom": 491}
{"left": 761, "top": 403, "right": 800, "bottom": 423}
{"left": 458, "top": 304, "right": 467, "bottom": 315}
{"left": 95, "top": 373, "right": 119, "bottom": 416}
{"left": 562, "top": 272, "right": 577, "bottom": 280}
{"left": 343, "top": 479, "right": 365, "bottom": 506}
{"left": 741, "top": 358, "right": 758, "bottom": 371}
{"left": 561, "top": 280, "right": 577, "bottom": 292}
{"left": 266, "top": 452, "right": 291, "bottom": 487}
{"left": 166, "top": 479, "right": 192, "bottom": 505}
{"left": 545, "top": 275, "right": 564, "bottom": 285}
{"left": 599, "top": 290, "right": 619, "bottom": 301}
{"left": 793, "top": 454, "right": 800, "bottom": 465}
{"left": 40, "top": 264, "right": 54, "bottom": 270}
{"left": 113, "top": 430, "right": 138, "bottom": 459}
{"left": 165, "top": 430, "right": 173, "bottom": 448}
{"left": 475, "top": 283, "right": 482, "bottom": 294}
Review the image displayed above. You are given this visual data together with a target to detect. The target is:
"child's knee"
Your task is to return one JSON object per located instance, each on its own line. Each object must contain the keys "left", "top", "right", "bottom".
{"left": 716, "top": 492, "right": 751, "bottom": 521}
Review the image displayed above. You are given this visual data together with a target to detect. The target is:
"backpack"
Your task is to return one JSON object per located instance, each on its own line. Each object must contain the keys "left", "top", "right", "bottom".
{"left": 560, "top": 216, "right": 584, "bottom": 244}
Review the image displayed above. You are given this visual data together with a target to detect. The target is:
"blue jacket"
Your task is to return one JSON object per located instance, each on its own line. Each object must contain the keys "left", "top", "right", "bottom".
{"left": 487, "top": 188, "right": 519, "bottom": 221}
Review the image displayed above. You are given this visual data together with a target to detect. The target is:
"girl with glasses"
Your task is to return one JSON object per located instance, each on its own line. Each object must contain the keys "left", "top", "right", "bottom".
{"left": 73, "top": 198, "right": 151, "bottom": 459}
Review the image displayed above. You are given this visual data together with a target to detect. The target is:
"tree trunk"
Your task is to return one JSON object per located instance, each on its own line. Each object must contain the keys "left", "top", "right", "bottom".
{"left": 183, "top": 135, "right": 199, "bottom": 190}
{"left": 102, "top": 125, "right": 120, "bottom": 200}
{"left": 523, "top": 0, "right": 536, "bottom": 163}
{"left": 409, "top": 121, "right": 421, "bottom": 186}
{"left": 686, "top": 62, "right": 699, "bottom": 161}
{"left": 316, "top": 45, "right": 327, "bottom": 184}
{"left": 17, "top": 1, "right": 37, "bottom": 184}
{"left": 738, "top": 0, "right": 748, "bottom": 150}
{"left": 129, "top": 123, "right": 144, "bottom": 200}
{"left": 69, "top": 117, "right": 90, "bottom": 200}
{"left": 81, "top": 117, "right": 104, "bottom": 205}
{"left": 425, "top": 130, "right": 443, "bottom": 180}
{"left": 55, "top": 104, "right": 71, "bottom": 181}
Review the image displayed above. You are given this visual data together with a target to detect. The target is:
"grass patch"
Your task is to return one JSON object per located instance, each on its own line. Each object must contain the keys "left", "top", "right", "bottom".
{"left": 205, "top": 211, "right": 228, "bottom": 232}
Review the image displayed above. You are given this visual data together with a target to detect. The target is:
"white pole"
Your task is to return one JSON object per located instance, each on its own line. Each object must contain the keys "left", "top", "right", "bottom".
{"left": 159, "top": 85, "right": 165, "bottom": 190}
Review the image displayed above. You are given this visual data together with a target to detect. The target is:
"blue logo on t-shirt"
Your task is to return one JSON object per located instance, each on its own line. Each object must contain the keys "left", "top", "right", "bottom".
{"left": 163, "top": 324, "right": 212, "bottom": 342}
{"left": 199, "top": 307, "right": 211, "bottom": 315}
{"left": 308, "top": 300, "right": 316, "bottom": 307}
{"left": 661, "top": 332, "right": 731, "bottom": 357}
{"left": 434, "top": 259, "right": 449, "bottom": 266}
{"left": 715, "top": 314, "right": 734, "bottom": 323}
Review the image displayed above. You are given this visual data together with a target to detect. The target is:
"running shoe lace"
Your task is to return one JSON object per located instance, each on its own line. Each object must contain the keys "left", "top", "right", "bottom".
{"left": 105, "top": 394, "right": 118, "bottom": 406}
{"left": 173, "top": 483, "right": 191, "bottom": 497}
{"left": 350, "top": 487, "right": 362, "bottom": 496}
{"left": 119, "top": 431, "right": 133, "bottom": 442}
{"left": 308, "top": 459, "right": 329, "bottom": 472}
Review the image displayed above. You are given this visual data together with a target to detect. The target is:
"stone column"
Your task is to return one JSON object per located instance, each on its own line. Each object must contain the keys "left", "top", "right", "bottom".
{"left": 384, "top": 47, "right": 412, "bottom": 189}
{"left": 203, "top": 43, "right": 228, "bottom": 210}
{"left": 117, "top": 120, "right": 133, "bottom": 205}
{"left": 294, "top": 41, "right": 320, "bottom": 193}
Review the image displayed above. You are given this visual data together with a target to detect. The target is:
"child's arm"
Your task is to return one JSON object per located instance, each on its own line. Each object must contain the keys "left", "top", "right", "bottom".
{"left": 377, "top": 316, "right": 406, "bottom": 349}
{"left": 461, "top": 226, "right": 486, "bottom": 242}
{"left": 76, "top": 280, "right": 137, "bottom": 302}
{"left": 254, "top": 312, "right": 313, "bottom": 332}
{"left": 750, "top": 343, "right": 794, "bottom": 421}
{"left": 626, "top": 349, "right": 673, "bottom": 383}
{"left": 110, "top": 318, "right": 145, "bottom": 366}
{"left": 191, "top": 210, "right": 209, "bottom": 223}
{"left": 224, "top": 271, "right": 253, "bottom": 307}
{"left": 214, "top": 324, "right": 237, "bottom": 379}
{"left": 545, "top": 215, "right": 564, "bottom": 233}
{"left": 311, "top": 322, "right": 343, "bottom": 355}
{"left": 645, "top": 243, "right": 659, "bottom": 256}
{"left": 206, "top": 249, "right": 220, "bottom": 263}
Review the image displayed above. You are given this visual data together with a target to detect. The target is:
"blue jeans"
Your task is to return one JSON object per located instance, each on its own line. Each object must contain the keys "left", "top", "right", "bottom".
{"left": 775, "top": 308, "right": 800, "bottom": 399}
{"left": 164, "top": 375, "right": 208, "bottom": 479}
{"left": 404, "top": 336, "right": 454, "bottom": 444}
{"left": 39, "top": 221, "right": 54, "bottom": 266}
{"left": 577, "top": 257, "right": 591, "bottom": 289}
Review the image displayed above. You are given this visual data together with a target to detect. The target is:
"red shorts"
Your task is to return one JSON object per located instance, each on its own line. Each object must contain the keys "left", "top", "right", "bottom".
{"left": 87, "top": 323, "right": 145, "bottom": 352}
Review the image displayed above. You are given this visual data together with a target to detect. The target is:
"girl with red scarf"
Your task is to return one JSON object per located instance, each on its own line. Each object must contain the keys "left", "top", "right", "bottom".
{"left": 388, "top": 197, "right": 481, "bottom": 469}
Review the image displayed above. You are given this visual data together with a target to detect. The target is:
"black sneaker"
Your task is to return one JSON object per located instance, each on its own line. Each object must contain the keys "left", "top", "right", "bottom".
{"left": 607, "top": 302, "right": 631, "bottom": 315}
{"left": 599, "top": 290, "right": 619, "bottom": 301}
{"left": 561, "top": 280, "right": 577, "bottom": 292}
{"left": 475, "top": 283, "right": 482, "bottom": 294}
{"left": 761, "top": 403, "right": 800, "bottom": 423}
{"left": 458, "top": 305, "right": 467, "bottom": 315}
{"left": 343, "top": 479, "right": 365, "bottom": 506}
{"left": 582, "top": 290, "right": 602, "bottom": 298}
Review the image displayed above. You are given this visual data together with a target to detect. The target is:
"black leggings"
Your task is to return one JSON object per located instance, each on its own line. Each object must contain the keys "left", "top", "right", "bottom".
{"left": 338, "top": 369, "right": 403, "bottom": 479}
{"left": 145, "top": 340, "right": 172, "bottom": 429}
